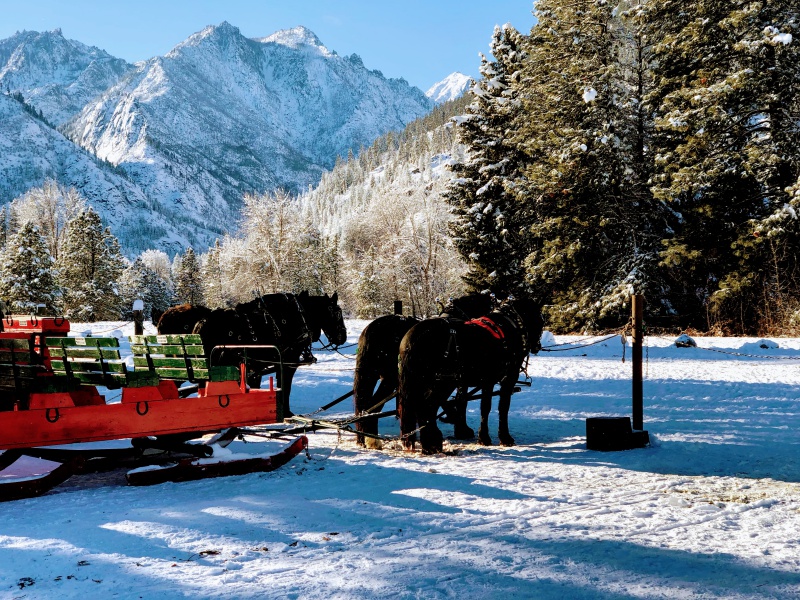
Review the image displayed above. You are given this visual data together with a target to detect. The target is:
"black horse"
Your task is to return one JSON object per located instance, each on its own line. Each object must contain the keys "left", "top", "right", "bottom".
{"left": 193, "top": 292, "right": 346, "bottom": 417}
{"left": 397, "top": 297, "right": 544, "bottom": 454}
{"left": 353, "top": 294, "right": 494, "bottom": 447}
{"left": 157, "top": 303, "right": 212, "bottom": 334}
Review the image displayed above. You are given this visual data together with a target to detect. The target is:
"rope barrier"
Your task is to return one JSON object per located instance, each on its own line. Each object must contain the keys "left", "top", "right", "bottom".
{"left": 540, "top": 334, "right": 622, "bottom": 352}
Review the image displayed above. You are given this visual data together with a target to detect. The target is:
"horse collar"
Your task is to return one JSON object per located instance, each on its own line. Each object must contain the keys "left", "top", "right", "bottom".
{"left": 466, "top": 316, "right": 505, "bottom": 340}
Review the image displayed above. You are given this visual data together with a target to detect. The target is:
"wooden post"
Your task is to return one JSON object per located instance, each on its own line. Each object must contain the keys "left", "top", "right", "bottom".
{"left": 132, "top": 299, "right": 144, "bottom": 336}
{"left": 631, "top": 294, "right": 644, "bottom": 431}
{"left": 394, "top": 300, "right": 403, "bottom": 315}
{"left": 133, "top": 311, "right": 144, "bottom": 336}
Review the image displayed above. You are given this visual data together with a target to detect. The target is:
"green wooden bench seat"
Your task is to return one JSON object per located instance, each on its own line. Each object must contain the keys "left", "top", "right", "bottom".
{"left": 0, "top": 336, "right": 45, "bottom": 409}
{"left": 45, "top": 336, "right": 157, "bottom": 390}
{"left": 129, "top": 334, "right": 239, "bottom": 384}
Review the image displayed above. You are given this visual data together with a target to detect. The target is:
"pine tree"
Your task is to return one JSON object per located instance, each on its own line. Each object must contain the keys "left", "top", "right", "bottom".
{"left": 514, "top": 0, "right": 665, "bottom": 330}
{"left": 0, "top": 206, "right": 8, "bottom": 249}
{"left": 173, "top": 247, "right": 204, "bottom": 306}
{"left": 445, "top": 24, "right": 531, "bottom": 298}
{"left": 57, "top": 207, "right": 125, "bottom": 321}
{"left": 352, "top": 246, "right": 385, "bottom": 318}
{"left": 647, "top": 0, "right": 800, "bottom": 331}
{"left": 202, "top": 240, "right": 228, "bottom": 308}
{"left": 0, "top": 222, "right": 57, "bottom": 312}
{"left": 119, "top": 258, "right": 172, "bottom": 319}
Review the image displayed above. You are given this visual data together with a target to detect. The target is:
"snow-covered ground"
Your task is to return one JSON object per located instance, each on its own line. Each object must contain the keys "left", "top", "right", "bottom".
{"left": 2, "top": 320, "right": 800, "bottom": 599}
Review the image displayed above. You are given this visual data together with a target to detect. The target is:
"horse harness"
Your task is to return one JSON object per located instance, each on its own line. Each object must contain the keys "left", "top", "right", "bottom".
{"left": 435, "top": 309, "right": 526, "bottom": 383}
{"left": 225, "top": 294, "right": 315, "bottom": 367}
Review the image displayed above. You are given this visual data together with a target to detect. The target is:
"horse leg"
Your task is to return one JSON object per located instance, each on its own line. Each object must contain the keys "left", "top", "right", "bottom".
{"left": 353, "top": 367, "right": 379, "bottom": 447}
{"left": 477, "top": 385, "right": 493, "bottom": 446}
{"left": 278, "top": 367, "right": 297, "bottom": 419}
{"left": 359, "top": 376, "right": 393, "bottom": 449}
{"left": 451, "top": 386, "right": 475, "bottom": 440}
{"left": 497, "top": 382, "right": 515, "bottom": 447}
{"left": 419, "top": 384, "right": 449, "bottom": 454}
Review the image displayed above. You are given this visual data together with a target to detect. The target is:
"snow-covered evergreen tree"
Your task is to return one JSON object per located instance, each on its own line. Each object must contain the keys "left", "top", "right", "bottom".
{"left": 56, "top": 207, "right": 125, "bottom": 320}
{"left": 648, "top": 0, "right": 800, "bottom": 331}
{"left": 512, "top": 0, "right": 666, "bottom": 330}
{"left": 0, "top": 221, "right": 57, "bottom": 312}
{"left": 173, "top": 247, "right": 204, "bottom": 306}
{"left": 119, "top": 258, "right": 172, "bottom": 319}
{"left": 201, "top": 240, "right": 228, "bottom": 309}
{"left": 0, "top": 206, "right": 9, "bottom": 249}
{"left": 445, "top": 24, "right": 531, "bottom": 298}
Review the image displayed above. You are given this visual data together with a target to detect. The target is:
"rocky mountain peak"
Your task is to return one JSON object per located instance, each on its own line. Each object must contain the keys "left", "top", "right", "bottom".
{"left": 426, "top": 72, "right": 472, "bottom": 104}
{"left": 259, "top": 26, "right": 325, "bottom": 49}
{"left": 0, "top": 22, "right": 435, "bottom": 255}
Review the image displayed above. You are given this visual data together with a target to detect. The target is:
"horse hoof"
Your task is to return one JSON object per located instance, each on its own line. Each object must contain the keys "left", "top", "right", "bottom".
{"left": 365, "top": 437, "right": 383, "bottom": 450}
{"left": 499, "top": 435, "right": 515, "bottom": 447}
{"left": 478, "top": 433, "right": 492, "bottom": 446}
{"left": 453, "top": 425, "right": 475, "bottom": 440}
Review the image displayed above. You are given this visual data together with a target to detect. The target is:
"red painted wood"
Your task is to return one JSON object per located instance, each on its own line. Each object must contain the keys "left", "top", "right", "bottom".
{"left": 0, "top": 387, "right": 278, "bottom": 450}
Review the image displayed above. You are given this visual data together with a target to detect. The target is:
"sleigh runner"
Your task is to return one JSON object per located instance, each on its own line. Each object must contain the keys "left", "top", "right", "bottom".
{"left": 0, "top": 316, "right": 307, "bottom": 501}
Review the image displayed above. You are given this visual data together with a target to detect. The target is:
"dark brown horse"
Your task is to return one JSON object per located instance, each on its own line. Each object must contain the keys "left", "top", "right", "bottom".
{"left": 157, "top": 304, "right": 212, "bottom": 334}
{"left": 397, "top": 297, "right": 544, "bottom": 454}
{"left": 194, "top": 292, "right": 346, "bottom": 418}
{"left": 353, "top": 294, "right": 494, "bottom": 447}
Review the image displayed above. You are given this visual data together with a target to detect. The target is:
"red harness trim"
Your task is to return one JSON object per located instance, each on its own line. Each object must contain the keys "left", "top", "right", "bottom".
{"left": 465, "top": 316, "right": 505, "bottom": 340}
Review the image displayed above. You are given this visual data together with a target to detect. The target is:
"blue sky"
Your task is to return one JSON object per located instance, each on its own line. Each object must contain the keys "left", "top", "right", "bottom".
{"left": 0, "top": 0, "right": 536, "bottom": 91}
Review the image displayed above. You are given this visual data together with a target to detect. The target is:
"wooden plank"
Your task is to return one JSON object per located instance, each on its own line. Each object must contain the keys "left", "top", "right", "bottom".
{"left": 130, "top": 344, "right": 204, "bottom": 356}
{"left": 49, "top": 371, "right": 127, "bottom": 387}
{"left": 46, "top": 347, "right": 121, "bottom": 360}
{"left": 147, "top": 367, "right": 209, "bottom": 380}
{"left": 0, "top": 351, "right": 33, "bottom": 364}
{"left": 45, "top": 337, "right": 119, "bottom": 348}
{"left": 125, "top": 371, "right": 160, "bottom": 388}
{"left": 30, "top": 376, "right": 79, "bottom": 393}
{"left": 50, "top": 359, "right": 127, "bottom": 373}
{"left": 132, "top": 357, "right": 208, "bottom": 369}
{"left": 0, "top": 338, "right": 32, "bottom": 350}
{"left": 209, "top": 366, "right": 239, "bottom": 382}
{"left": 129, "top": 334, "right": 203, "bottom": 345}
{"left": 0, "top": 365, "right": 44, "bottom": 379}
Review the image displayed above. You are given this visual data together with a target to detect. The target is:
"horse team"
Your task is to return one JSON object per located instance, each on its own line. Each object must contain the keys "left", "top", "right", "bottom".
{"left": 157, "top": 291, "right": 544, "bottom": 455}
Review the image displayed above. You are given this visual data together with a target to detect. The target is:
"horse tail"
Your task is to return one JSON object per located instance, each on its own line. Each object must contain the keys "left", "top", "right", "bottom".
{"left": 353, "top": 328, "right": 373, "bottom": 425}
{"left": 396, "top": 334, "right": 421, "bottom": 450}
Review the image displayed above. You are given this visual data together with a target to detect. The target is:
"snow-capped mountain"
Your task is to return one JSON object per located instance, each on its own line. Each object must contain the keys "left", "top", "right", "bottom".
{"left": 0, "top": 93, "right": 195, "bottom": 255}
{"left": 426, "top": 72, "right": 472, "bottom": 104}
{"left": 0, "top": 23, "right": 434, "bottom": 254}
{"left": 0, "top": 29, "right": 131, "bottom": 126}
{"left": 63, "top": 23, "right": 434, "bottom": 244}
